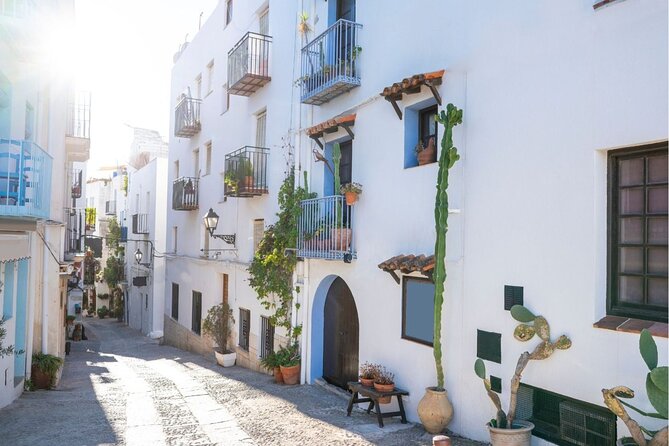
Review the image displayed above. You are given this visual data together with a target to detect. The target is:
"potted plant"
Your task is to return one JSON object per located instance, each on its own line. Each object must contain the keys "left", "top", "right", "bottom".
{"left": 224, "top": 171, "right": 238, "bottom": 194}
{"left": 66, "top": 315, "right": 76, "bottom": 325}
{"left": 340, "top": 182, "right": 362, "bottom": 206}
{"left": 87, "top": 304, "right": 95, "bottom": 317}
{"left": 202, "top": 302, "right": 236, "bottom": 367}
{"left": 72, "top": 323, "right": 82, "bottom": 341}
{"left": 31, "top": 352, "right": 64, "bottom": 389}
{"left": 415, "top": 136, "right": 437, "bottom": 166}
{"left": 602, "top": 329, "right": 667, "bottom": 446}
{"left": 278, "top": 343, "right": 301, "bottom": 385}
{"left": 260, "top": 351, "right": 283, "bottom": 384}
{"left": 359, "top": 361, "right": 380, "bottom": 387}
{"left": 417, "top": 104, "right": 462, "bottom": 434}
{"left": 97, "top": 306, "right": 108, "bottom": 319}
{"left": 373, "top": 367, "right": 395, "bottom": 404}
{"left": 236, "top": 158, "right": 254, "bottom": 191}
{"left": 474, "top": 305, "right": 572, "bottom": 445}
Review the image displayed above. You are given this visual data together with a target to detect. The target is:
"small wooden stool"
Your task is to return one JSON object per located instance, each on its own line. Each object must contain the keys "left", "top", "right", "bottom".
{"left": 346, "top": 381, "right": 409, "bottom": 427}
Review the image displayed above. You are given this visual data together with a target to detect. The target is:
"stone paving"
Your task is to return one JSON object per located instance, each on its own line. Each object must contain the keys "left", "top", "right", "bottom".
{"left": 0, "top": 319, "right": 485, "bottom": 446}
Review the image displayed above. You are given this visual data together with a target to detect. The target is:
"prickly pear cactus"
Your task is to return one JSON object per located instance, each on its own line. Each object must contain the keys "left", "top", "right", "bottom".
{"left": 432, "top": 103, "right": 463, "bottom": 389}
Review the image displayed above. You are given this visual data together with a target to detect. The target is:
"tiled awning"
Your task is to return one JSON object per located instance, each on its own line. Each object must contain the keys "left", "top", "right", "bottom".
{"left": 306, "top": 114, "right": 356, "bottom": 149}
{"left": 378, "top": 254, "right": 434, "bottom": 284}
{"left": 379, "top": 69, "right": 445, "bottom": 120}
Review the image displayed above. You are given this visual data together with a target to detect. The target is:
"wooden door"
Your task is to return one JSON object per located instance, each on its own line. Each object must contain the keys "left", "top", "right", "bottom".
{"left": 323, "top": 277, "right": 359, "bottom": 389}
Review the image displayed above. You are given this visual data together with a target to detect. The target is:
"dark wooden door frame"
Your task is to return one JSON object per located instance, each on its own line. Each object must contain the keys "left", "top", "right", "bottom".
{"left": 323, "top": 277, "right": 359, "bottom": 389}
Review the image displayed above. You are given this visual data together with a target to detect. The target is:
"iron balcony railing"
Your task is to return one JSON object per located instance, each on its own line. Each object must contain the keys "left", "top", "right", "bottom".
{"left": 65, "top": 208, "right": 85, "bottom": 255}
{"left": 0, "top": 138, "right": 52, "bottom": 219}
{"left": 174, "top": 97, "right": 201, "bottom": 138}
{"left": 172, "top": 176, "right": 199, "bottom": 210}
{"left": 105, "top": 200, "right": 116, "bottom": 215}
{"left": 297, "top": 195, "right": 355, "bottom": 261}
{"left": 132, "top": 213, "right": 149, "bottom": 235}
{"left": 66, "top": 92, "right": 91, "bottom": 139}
{"left": 228, "top": 32, "right": 272, "bottom": 96}
{"left": 300, "top": 19, "right": 362, "bottom": 105}
{"left": 70, "top": 168, "right": 82, "bottom": 199}
{"left": 224, "top": 146, "right": 269, "bottom": 198}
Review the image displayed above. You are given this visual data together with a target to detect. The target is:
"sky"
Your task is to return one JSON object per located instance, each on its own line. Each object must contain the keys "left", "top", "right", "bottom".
{"left": 72, "top": 0, "right": 217, "bottom": 173}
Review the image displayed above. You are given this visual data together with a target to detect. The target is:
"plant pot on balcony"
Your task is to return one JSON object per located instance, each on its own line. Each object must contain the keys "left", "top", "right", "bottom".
{"left": 243, "top": 176, "right": 254, "bottom": 191}
{"left": 330, "top": 228, "right": 352, "bottom": 251}
{"left": 344, "top": 191, "right": 359, "bottom": 205}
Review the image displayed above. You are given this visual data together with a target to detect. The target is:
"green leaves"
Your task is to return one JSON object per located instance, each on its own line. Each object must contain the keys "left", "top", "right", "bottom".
{"left": 510, "top": 305, "right": 535, "bottom": 323}
{"left": 646, "top": 373, "right": 668, "bottom": 419}
{"left": 639, "top": 329, "right": 658, "bottom": 370}
{"left": 650, "top": 366, "right": 668, "bottom": 393}
{"left": 513, "top": 324, "right": 535, "bottom": 342}
{"left": 475, "top": 358, "right": 486, "bottom": 379}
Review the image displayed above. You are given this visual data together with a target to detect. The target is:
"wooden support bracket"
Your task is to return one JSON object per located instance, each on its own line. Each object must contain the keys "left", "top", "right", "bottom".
{"left": 342, "top": 124, "right": 355, "bottom": 140}
{"left": 385, "top": 96, "right": 403, "bottom": 120}
{"left": 310, "top": 135, "right": 324, "bottom": 150}
{"left": 424, "top": 80, "right": 442, "bottom": 106}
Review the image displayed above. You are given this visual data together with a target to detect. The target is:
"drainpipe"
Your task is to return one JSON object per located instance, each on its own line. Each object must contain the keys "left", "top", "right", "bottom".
{"left": 25, "top": 231, "right": 38, "bottom": 378}
{"left": 41, "top": 227, "right": 49, "bottom": 353}
{"left": 300, "top": 259, "right": 310, "bottom": 384}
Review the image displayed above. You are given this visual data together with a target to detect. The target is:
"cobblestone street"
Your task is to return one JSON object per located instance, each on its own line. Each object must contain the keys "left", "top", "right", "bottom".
{"left": 0, "top": 319, "right": 484, "bottom": 446}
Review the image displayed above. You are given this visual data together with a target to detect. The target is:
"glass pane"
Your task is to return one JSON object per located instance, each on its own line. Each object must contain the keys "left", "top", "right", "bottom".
{"left": 648, "top": 247, "right": 668, "bottom": 275}
{"left": 647, "top": 278, "right": 668, "bottom": 307}
{"left": 619, "top": 276, "right": 643, "bottom": 303}
{"left": 648, "top": 187, "right": 668, "bottom": 214}
{"left": 620, "top": 217, "right": 643, "bottom": 244}
{"left": 619, "top": 158, "right": 644, "bottom": 186}
{"left": 647, "top": 154, "right": 668, "bottom": 184}
{"left": 619, "top": 188, "right": 643, "bottom": 214}
{"left": 648, "top": 217, "right": 668, "bottom": 244}
{"left": 620, "top": 247, "right": 643, "bottom": 273}
{"left": 404, "top": 279, "right": 435, "bottom": 344}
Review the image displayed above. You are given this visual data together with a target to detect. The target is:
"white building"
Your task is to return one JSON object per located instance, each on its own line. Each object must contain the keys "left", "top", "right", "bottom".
{"left": 125, "top": 131, "right": 167, "bottom": 337}
{"left": 165, "top": 0, "right": 667, "bottom": 444}
{"left": 0, "top": 0, "right": 91, "bottom": 407}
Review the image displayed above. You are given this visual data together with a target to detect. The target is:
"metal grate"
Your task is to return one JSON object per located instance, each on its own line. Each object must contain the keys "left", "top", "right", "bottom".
{"left": 504, "top": 285, "right": 524, "bottom": 310}
{"left": 239, "top": 308, "right": 250, "bottom": 351}
{"left": 560, "top": 401, "right": 616, "bottom": 446}
{"left": 260, "top": 316, "right": 274, "bottom": 359}
{"left": 476, "top": 329, "right": 502, "bottom": 363}
{"left": 171, "top": 283, "right": 179, "bottom": 320}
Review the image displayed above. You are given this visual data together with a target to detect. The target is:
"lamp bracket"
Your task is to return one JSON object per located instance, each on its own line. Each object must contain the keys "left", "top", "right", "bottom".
{"left": 212, "top": 233, "right": 236, "bottom": 245}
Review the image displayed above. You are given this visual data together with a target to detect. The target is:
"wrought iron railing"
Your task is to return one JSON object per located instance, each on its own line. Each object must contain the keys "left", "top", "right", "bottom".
{"left": 70, "top": 168, "right": 82, "bottom": 199}
{"left": 297, "top": 195, "right": 355, "bottom": 261}
{"left": 65, "top": 208, "right": 85, "bottom": 255}
{"left": 300, "top": 19, "right": 362, "bottom": 105}
{"left": 224, "top": 146, "right": 269, "bottom": 197}
{"left": 132, "top": 213, "right": 149, "bottom": 235}
{"left": 66, "top": 92, "right": 91, "bottom": 139}
{"left": 0, "top": 138, "right": 52, "bottom": 219}
{"left": 172, "top": 176, "right": 199, "bottom": 210}
{"left": 105, "top": 200, "right": 116, "bottom": 215}
{"left": 174, "top": 97, "right": 201, "bottom": 138}
{"left": 228, "top": 32, "right": 272, "bottom": 96}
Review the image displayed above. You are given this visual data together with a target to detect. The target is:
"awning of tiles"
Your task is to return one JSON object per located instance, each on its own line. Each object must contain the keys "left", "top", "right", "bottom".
{"left": 379, "top": 69, "right": 445, "bottom": 120}
{"left": 306, "top": 114, "right": 356, "bottom": 150}
{"left": 378, "top": 254, "right": 435, "bottom": 284}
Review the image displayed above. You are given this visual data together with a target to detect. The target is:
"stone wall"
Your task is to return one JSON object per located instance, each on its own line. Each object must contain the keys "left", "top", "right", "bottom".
{"left": 163, "top": 315, "right": 212, "bottom": 358}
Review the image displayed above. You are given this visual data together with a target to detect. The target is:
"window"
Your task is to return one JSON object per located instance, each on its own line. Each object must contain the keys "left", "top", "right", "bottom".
{"left": 174, "top": 160, "right": 180, "bottom": 179}
{"left": 339, "top": 140, "right": 352, "bottom": 186}
{"left": 172, "top": 226, "right": 178, "bottom": 253}
{"left": 260, "top": 316, "right": 274, "bottom": 359}
{"left": 221, "top": 83, "right": 229, "bottom": 114}
{"left": 171, "top": 283, "right": 179, "bottom": 320}
{"left": 24, "top": 101, "right": 34, "bottom": 141}
{"left": 404, "top": 101, "right": 438, "bottom": 168}
{"left": 145, "top": 294, "right": 148, "bottom": 310}
{"left": 225, "top": 0, "right": 233, "bottom": 25}
{"left": 608, "top": 143, "right": 668, "bottom": 322}
{"left": 206, "top": 60, "right": 214, "bottom": 95}
{"left": 402, "top": 276, "right": 435, "bottom": 346}
{"left": 239, "top": 308, "right": 250, "bottom": 351}
{"left": 419, "top": 105, "right": 438, "bottom": 149}
{"left": 256, "top": 111, "right": 267, "bottom": 147}
{"left": 516, "top": 384, "right": 616, "bottom": 445}
{"left": 193, "top": 148, "right": 200, "bottom": 177}
{"left": 195, "top": 74, "right": 202, "bottom": 99}
{"left": 191, "top": 291, "right": 202, "bottom": 335}
{"left": 253, "top": 219, "right": 264, "bottom": 253}
{"left": 259, "top": 8, "right": 269, "bottom": 36}
{"left": 205, "top": 141, "right": 212, "bottom": 175}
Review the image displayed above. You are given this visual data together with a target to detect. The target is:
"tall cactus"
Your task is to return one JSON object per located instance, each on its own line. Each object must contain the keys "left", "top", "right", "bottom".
{"left": 433, "top": 104, "right": 463, "bottom": 389}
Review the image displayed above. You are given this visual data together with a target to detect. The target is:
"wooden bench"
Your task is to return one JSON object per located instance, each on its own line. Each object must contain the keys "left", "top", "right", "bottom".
{"left": 346, "top": 381, "right": 409, "bottom": 427}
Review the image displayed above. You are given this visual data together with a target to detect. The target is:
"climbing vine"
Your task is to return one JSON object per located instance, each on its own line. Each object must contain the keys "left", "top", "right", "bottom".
{"left": 248, "top": 169, "right": 315, "bottom": 341}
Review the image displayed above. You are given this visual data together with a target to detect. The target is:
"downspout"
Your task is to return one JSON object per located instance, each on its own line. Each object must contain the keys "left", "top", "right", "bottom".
{"left": 41, "top": 227, "right": 49, "bottom": 353}
{"left": 25, "top": 231, "right": 38, "bottom": 378}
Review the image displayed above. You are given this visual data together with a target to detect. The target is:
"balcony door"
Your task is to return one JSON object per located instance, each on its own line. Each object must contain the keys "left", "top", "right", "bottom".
{"left": 337, "top": 0, "right": 355, "bottom": 21}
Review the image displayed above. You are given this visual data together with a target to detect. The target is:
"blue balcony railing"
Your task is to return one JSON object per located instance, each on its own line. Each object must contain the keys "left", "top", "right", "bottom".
{"left": 300, "top": 19, "right": 362, "bottom": 105}
{"left": 0, "top": 139, "right": 52, "bottom": 219}
{"left": 297, "top": 195, "right": 355, "bottom": 261}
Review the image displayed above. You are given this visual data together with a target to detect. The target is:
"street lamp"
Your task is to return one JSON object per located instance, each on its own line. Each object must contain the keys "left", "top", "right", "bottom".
{"left": 134, "top": 248, "right": 151, "bottom": 267}
{"left": 202, "top": 208, "right": 236, "bottom": 245}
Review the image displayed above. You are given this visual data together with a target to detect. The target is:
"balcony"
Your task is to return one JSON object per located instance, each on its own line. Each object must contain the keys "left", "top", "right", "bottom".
{"left": 65, "top": 208, "right": 85, "bottom": 258}
{"left": 105, "top": 200, "right": 116, "bottom": 215}
{"left": 300, "top": 19, "right": 362, "bottom": 105}
{"left": 70, "top": 168, "right": 82, "bottom": 199}
{"left": 228, "top": 32, "right": 272, "bottom": 96}
{"left": 174, "top": 97, "right": 201, "bottom": 138}
{"left": 172, "top": 176, "right": 199, "bottom": 210}
{"left": 0, "top": 139, "right": 52, "bottom": 220}
{"left": 297, "top": 195, "right": 355, "bottom": 261}
{"left": 223, "top": 146, "right": 269, "bottom": 198}
{"left": 132, "top": 213, "right": 149, "bottom": 235}
{"left": 65, "top": 92, "right": 91, "bottom": 162}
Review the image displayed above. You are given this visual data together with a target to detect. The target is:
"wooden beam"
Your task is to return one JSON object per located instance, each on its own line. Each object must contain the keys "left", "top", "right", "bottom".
{"left": 424, "top": 80, "right": 442, "bottom": 106}
{"left": 388, "top": 269, "right": 401, "bottom": 285}
{"left": 386, "top": 96, "right": 402, "bottom": 120}
{"left": 310, "top": 135, "right": 323, "bottom": 150}
{"left": 342, "top": 124, "right": 355, "bottom": 140}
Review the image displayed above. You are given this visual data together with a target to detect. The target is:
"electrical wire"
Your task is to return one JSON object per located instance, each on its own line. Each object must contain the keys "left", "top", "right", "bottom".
{"left": 36, "top": 230, "right": 61, "bottom": 265}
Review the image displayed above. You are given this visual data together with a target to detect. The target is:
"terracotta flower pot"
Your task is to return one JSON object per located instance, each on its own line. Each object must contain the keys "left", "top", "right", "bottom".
{"left": 243, "top": 176, "right": 254, "bottom": 190}
{"left": 360, "top": 377, "right": 374, "bottom": 387}
{"left": 280, "top": 364, "right": 300, "bottom": 385}
{"left": 374, "top": 382, "right": 394, "bottom": 404}
{"left": 31, "top": 365, "right": 52, "bottom": 390}
{"left": 417, "top": 146, "right": 436, "bottom": 165}
{"left": 273, "top": 367, "right": 283, "bottom": 384}
{"left": 487, "top": 420, "right": 534, "bottom": 446}
{"left": 330, "top": 228, "right": 352, "bottom": 251}
{"left": 417, "top": 387, "right": 454, "bottom": 434}
{"left": 344, "top": 191, "right": 358, "bottom": 205}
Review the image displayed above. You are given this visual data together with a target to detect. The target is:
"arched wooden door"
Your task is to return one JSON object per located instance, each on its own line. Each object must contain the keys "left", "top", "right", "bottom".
{"left": 323, "top": 277, "right": 359, "bottom": 389}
